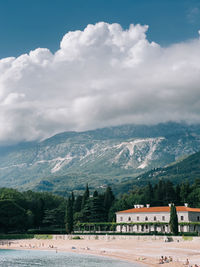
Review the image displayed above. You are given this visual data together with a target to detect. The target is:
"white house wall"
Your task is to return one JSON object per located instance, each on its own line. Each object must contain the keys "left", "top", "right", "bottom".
{"left": 116, "top": 211, "right": 189, "bottom": 224}
{"left": 116, "top": 210, "right": 200, "bottom": 233}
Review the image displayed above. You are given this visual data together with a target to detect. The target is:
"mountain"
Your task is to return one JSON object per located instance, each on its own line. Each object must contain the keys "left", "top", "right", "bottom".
{"left": 138, "top": 150, "right": 200, "bottom": 184}
{"left": 1, "top": 122, "right": 200, "bottom": 194}
{"left": 112, "top": 150, "right": 200, "bottom": 195}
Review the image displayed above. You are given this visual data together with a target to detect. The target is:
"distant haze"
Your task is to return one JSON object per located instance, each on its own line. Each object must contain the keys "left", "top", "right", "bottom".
{"left": 1, "top": 22, "right": 200, "bottom": 144}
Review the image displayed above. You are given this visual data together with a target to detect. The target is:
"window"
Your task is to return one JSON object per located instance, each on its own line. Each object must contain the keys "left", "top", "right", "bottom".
{"left": 145, "top": 225, "right": 148, "bottom": 230}
{"left": 197, "top": 216, "right": 200, "bottom": 221}
{"left": 145, "top": 216, "right": 148, "bottom": 221}
{"left": 137, "top": 216, "right": 139, "bottom": 221}
{"left": 120, "top": 217, "right": 123, "bottom": 221}
{"left": 154, "top": 216, "right": 157, "bottom": 221}
{"left": 162, "top": 216, "right": 165, "bottom": 221}
{"left": 181, "top": 216, "right": 184, "bottom": 221}
{"left": 137, "top": 225, "right": 139, "bottom": 231}
{"left": 128, "top": 217, "right": 131, "bottom": 221}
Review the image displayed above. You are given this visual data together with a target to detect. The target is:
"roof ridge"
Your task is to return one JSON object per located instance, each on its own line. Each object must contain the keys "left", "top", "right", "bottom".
{"left": 117, "top": 206, "right": 200, "bottom": 213}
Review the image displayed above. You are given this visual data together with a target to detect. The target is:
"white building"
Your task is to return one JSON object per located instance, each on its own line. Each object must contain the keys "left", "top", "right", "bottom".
{"left": 116, "top": 204, "right": 200, "bottom": 234}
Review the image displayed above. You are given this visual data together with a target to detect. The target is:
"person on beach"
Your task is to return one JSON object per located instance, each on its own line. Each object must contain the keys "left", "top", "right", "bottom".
{"left": 164, "top": 256, "right": 168, "bottom": 263}
{"left": 184, "top": 258, "right": 189, "bottom": 265}
{"left": 159, "top": 256, "right": 164, "bottom": 264}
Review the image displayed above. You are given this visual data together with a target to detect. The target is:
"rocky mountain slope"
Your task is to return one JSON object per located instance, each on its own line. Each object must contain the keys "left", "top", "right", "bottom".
{"left": 112, "top": 149, "right": 200, "bottom": 195}
{"left": 0, "top": 122, "right": 200, "bottom": 194}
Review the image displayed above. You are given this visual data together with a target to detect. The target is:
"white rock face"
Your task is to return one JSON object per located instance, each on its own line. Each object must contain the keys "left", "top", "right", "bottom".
{"left": 113, "top": 137, "right": 164, "bottom": 169}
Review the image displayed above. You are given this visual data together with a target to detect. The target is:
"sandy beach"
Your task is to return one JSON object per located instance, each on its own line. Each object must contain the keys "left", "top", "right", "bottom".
{"left": 1, "top": 235, "right": 200, "bottom": 267}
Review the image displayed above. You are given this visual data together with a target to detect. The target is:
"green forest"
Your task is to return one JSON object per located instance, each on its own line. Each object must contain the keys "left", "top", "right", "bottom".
{"left": 1, "top": 179, "right": 200, "bottom": 234}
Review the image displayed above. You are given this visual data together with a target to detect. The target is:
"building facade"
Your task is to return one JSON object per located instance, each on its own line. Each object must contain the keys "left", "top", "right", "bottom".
{"left": 116, "top": 204, "right": 200, "bottom": 234}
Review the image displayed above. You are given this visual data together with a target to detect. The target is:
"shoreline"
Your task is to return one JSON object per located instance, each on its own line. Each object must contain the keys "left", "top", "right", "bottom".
{"left": 0, "top": 246, "right": 146, "bottom": 267}
{"left": 1, "top": 237, "right": 200, "bottom": 266}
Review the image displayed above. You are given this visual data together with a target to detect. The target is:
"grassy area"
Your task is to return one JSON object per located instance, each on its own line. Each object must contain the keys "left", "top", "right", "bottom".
{"left": 0, "top": 234, "right": 34, "bottom": 240}
{"left": 182, "top": 236, "right": 193, "bottom": 241}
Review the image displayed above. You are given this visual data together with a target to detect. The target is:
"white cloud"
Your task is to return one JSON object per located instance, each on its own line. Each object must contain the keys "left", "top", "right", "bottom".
{"left": 0, "top": 22, "right": 200, "bottom": 144}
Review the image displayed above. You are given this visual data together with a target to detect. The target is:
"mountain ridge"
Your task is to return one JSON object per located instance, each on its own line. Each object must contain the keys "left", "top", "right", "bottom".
{"left": 0, "top": 122, "right": 200, "bottom": 194}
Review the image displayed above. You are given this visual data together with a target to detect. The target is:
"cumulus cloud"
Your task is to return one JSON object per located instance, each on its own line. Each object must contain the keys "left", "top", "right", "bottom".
{"left": 1, "top": 22, "right": 200, "bottom": 144}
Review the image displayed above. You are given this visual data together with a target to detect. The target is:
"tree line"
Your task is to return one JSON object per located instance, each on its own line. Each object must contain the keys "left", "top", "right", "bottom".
{"left": 0, "top": 179, "right": 200, "bottom": 234}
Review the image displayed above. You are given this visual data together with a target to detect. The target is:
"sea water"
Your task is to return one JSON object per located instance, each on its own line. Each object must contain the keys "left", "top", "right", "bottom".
{"left": 0, "top": 249, "right": 144, "bottom": 267}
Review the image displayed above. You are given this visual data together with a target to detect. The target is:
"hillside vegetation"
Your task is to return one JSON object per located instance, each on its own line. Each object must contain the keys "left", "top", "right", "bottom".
{"left": 113, "top": 150, "right": 200, "bottom": 195}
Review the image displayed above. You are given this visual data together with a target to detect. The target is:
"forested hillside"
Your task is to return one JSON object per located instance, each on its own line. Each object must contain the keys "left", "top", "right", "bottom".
{"left": 112, "top": 150, "right": 200, "bottom": 195}
{"left": 137, "top": 150, "right": 200, "bottom": 184}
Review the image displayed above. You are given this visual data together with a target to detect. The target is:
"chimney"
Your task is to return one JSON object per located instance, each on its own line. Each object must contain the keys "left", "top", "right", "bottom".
{"left": 134, "top": 205, "right": 137, "bottom": 208}
{"left": 140, "top": 205, "right": 144, "bottom": 208}
{"left": 168, "top": 203, "right": 172, "bottom": 207}
{"left": 184, "top": 203, "right": 188, "bottom": 207}
{"left": 146, "top": 204, "right": 150, "bottom": 208}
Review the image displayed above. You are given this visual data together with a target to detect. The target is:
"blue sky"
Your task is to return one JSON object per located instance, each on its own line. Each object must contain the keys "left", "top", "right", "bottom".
{"left": 1, "top": 0, "right": 200, "bottom": 58}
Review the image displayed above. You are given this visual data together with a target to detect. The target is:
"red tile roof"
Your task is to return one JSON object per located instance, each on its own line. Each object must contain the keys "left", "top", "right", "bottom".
{"left": 117, "top": 206, "right": 200, "bottom": 213}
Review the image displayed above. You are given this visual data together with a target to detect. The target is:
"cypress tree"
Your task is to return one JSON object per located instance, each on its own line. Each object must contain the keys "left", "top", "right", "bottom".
{"left": 71, "top": 192, "right": 75, "bottom": 206}
{"left": 169, "top": 204, "right": 178, "bottom": 235}
{"left": 104, "top": 186, "right": 115, "bottom": 221}
{"left": 74, "top": 195, "right": 82, "bottom": 213}
{"left": 93, "top": 190, "right": 98, "bottom": 198}
{"left": 65, "top": 197, "right": 73, "bottom": 234}
{"left": 81, "top": 184, "right": 89, "bottom": 209}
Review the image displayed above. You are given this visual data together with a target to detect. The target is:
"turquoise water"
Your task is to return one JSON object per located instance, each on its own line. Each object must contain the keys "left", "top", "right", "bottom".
{"left": 0, "top": 249, "right": 143, "bottom": 267}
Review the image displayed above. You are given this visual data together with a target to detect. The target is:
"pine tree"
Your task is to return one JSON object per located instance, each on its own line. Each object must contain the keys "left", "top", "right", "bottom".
{"left": 144, "top": 182, "right": 153, "bottom": 205}
{"left": 164, "top": 181, "right": 176, "bottom": 205}
{"left": 169, "top": 204, "right": 178, "bottom": 235}
{"left": 65, "top": 197, "right": 73, "bottom": 234}
{"left": 175, "top": 184, "right": 181, "bottom": 205}
{"left": 82, "top": 199, "right": 92, "bottom": 222}
{"left": 180, "top": 182, "right": 190, "bottom": 204}
{"left": 90, "top": 195, "right": 106, "bottom": 222}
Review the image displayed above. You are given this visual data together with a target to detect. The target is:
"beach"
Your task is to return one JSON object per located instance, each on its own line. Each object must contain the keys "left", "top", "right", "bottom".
{"left": 1, "top": 235, "right": 200, "bottom": 266}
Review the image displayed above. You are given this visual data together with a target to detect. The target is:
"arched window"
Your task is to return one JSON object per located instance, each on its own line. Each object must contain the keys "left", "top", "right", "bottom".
{"left": 128, "top": 216, "right": 131, "bottom": 221}
{"left": 145, "top": 216, "right": 148, "bottom": 221}
{"left": 154, "top": 216, "right": 157, "bottom": 221}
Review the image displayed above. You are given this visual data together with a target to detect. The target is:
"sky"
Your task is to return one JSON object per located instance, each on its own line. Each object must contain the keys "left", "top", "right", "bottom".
{"left": 0, "top": 0, "right": 200, "bottom": 145}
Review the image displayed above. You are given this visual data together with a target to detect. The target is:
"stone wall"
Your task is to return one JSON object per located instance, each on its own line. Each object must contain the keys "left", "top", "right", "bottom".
{"left": 52, "top": 234, "right": 200, "bottom": 242}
